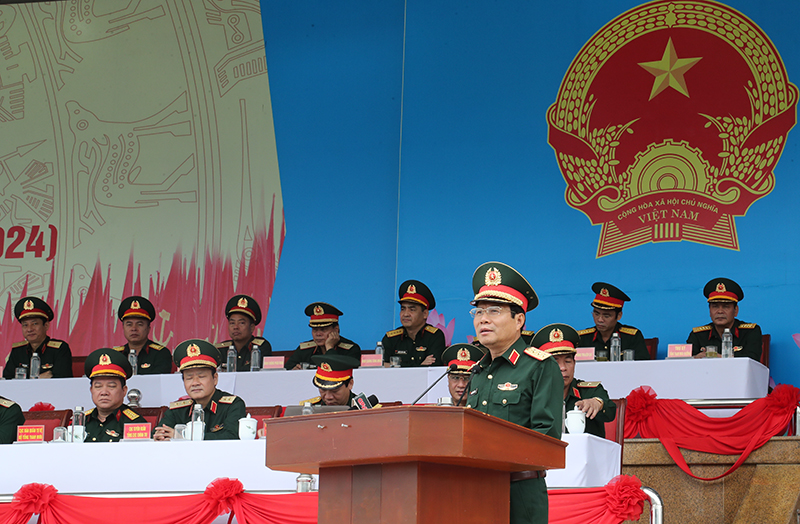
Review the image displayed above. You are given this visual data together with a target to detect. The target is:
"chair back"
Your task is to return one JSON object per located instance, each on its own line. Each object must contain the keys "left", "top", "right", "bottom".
{"left": 761, "top": 334, "right": 770, "bottom": 368}
{"left": 247, "top": 405, "right": 283, "bottom": 434}
{"left": 23, "top": 409, "right": 73, "bottom": 441}
{"left": 135, "top": 406, "right": 167, "bottom": 427}
{"left": 71, "top": 356, "right": 87, "bottom": 378}
{"left": 643, "top": 338, "right": 659, "bottom": 360}
{"left": 604, "top": 398, "right": 626, "bottom": 471}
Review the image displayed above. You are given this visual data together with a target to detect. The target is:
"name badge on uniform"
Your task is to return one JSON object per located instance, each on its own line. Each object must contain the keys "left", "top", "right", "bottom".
{"left": 497, "top": 382, "right": 518, "bottom": 391}
{"left": 396, "top": 350, "right": 407, "bottom": 355}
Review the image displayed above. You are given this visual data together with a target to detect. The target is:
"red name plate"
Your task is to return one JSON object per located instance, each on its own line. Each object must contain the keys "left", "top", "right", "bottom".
{"left": 123, "top": 422, "right": 152, "bottom": 440}
{"left": 361, "top": 354, "right": 383, "bottom": 367}
{"left": 17, "top": 425, "right": 45, "bottom": 442}
{"left": 262, "top": 356, "right": 285, "bottom": 369}
{"left": 574, "top": 347, "right": 596, "bottom": 361}
{"left": 667, "top": 343, "right": 693, "bottom": 359}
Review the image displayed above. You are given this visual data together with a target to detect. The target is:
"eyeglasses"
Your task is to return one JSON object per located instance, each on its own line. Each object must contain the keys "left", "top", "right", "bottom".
{"left": 469, "top": 306, "right": 506, "bottom": 318}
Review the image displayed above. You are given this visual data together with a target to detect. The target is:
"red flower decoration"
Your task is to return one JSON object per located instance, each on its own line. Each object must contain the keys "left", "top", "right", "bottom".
{"left": 204, "top": 477, "right": 244, "bottom": 514}
{"left": 763, "top": 384, "right": 800, "bottom": 414}
{"left": 12, "top": 483, "right": 58, "bottom": 514}
{"left": 604, "top": 475, "right": 649, "bottom": 519}
{"left": 28, "top": 402, "right": 55, "bottom": 412}
{"left": 625, "top": 385, "right": 658, "bottom": 426}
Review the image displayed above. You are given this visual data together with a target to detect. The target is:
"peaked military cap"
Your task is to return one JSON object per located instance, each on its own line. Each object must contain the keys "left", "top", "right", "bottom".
{"left": 305, "top": 302, "right": 342, "bottom": 328}
{"left": 532, "top": 323, "right": 580, "bottom": 355}
{"left": 173, "top": 339, "right": 220, "bottom": 372}
{"left": 225, "top": 295, "right": 262, "bottom": 325}
{"left": 704, "top": 278, "right": 743, "bottom": 303}
{"left": 591, "top": 282, "right": 631, "bottom": 310}
{"left": 471, "top": 262, "right": 539, "bottom": 312}
{"left": 85, "top": 348, "right": 133, "bottom": 380}
{"left": 311, "top": 354, "right": 359, "bottom": 390}
{"left": 14, "top": 297, "right": 54, "bottom": 322}
{"left": 442, "top": 344, "right": 485, "bottom": 375}
{"left": 398, "top": 280, "right": 436, "bottom": 309}
{"left": 118, "top": 295, "right": 156, "bottom": 322}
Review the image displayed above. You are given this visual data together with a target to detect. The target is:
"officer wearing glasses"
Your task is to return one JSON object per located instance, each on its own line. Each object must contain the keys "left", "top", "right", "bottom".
{"left": 441, "top": 343, "right": 485, "bottom": 405}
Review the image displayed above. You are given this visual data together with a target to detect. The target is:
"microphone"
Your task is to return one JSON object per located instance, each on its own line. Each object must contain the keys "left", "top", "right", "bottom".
{"left": 456, "top": 362, "right": 483, "bottom": 407}
{"left": 411, "top": 364, "right": 457, "bottom": 405}
{"left": 352, "top": 393, "right": 380, "bottom": 410}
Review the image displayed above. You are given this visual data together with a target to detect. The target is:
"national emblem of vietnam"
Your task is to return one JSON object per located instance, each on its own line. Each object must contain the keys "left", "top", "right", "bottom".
{"left": 547, "top": 0, "right": 797, "bottom": 257}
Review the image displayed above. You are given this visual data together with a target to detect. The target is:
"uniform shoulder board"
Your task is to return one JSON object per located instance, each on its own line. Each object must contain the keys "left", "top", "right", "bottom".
{"left": 169, "top": 399, "right": 193, "bottom": 410}
{"left": 85, "top": 408, "right": 95, "bottom": 416}
{"left": 386, "top": 328, "right": 403, "bottom": 337}
{"left": 0, "top": 398, "right": 16, "bottom": 408}
{"left": 218, "top": 395, "right": 237, "bottom": 404}
{"left": 300, "top": 396, "right": 320, "bottom": 405}
{"left": 216, "top": 341, "right": 232, "bottom": 348}
{"left": 253, "top": 338, "right": 266, "bottom": 345}
{"left": 693, "top": 325, "right": 712, "bottom": 333}
{"left": 47, "top": 340, "right": 63, "bottom": 348}
{"left": 339, "top": 342, "right": 354, "bottom": 350}
{"left": 577, "top": 381, "right": 601, "bottom": 388}
{"left": 577, "top": 327, "right": 596, "bottom": 336}
{"left": 112, "top": 346, "right": 126, "bottom": 352}
{"left": 424, "top": 325, "right": 439, "bottom": 334}
{"left": 521, "top": 330, "right": 535, "bottom": 336}
{"left": 523, "top": 347, "right": 551, "bottom": 361}
{"left": 299, "top": 341, "right": 316, "bottom": 350}
{"left": 738, "top": 323, "right": 757, "bottom": 329}
{"left": 148, "top": 343, "right": 165, "bottom": 350}
{"left": 12, "top": 340, "right": 27, "bottom": 348}
{"left": 123, "top": 408, "right": 140, "bottom": 420}
{"left": 619, "top": 326, "right": 638, "bottom": 335}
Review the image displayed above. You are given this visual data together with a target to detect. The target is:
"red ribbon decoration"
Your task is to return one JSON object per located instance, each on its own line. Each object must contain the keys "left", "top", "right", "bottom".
{"left": 548, "top": 475, "right": 649, "bottom": 524}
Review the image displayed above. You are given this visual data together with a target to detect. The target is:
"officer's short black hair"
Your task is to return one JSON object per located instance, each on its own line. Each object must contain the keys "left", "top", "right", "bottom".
{"left": 509, "top": 304, "right": 524, "bottom": 317}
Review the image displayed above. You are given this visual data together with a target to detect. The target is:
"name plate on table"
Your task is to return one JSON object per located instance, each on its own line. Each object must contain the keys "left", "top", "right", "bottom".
{"left": 124, "top": 422, "right": 152, "bottom": 440}
{"left": 667, "top": 343, "right": 693, "bottom": 359}
{"left": 262, "top": 356, "right": 285, "bottom": 369}
{"left": 17, "top": 425, "right": 45, "bottom": 442}
{"left": 575, "top": 347, "right": 595, "bottom": 361}
{"left": 361, "top": 354, "right": 383, "bottom": 367}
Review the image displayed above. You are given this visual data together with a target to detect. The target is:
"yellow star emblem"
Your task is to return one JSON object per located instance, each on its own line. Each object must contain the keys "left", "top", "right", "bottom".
{"left": 639, "top": 38, "right": 701, "bottom": 100}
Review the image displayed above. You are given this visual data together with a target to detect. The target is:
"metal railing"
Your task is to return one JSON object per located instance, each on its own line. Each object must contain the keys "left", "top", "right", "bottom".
{"left": 642, "top": 486, "right": 664, "bottom": 524}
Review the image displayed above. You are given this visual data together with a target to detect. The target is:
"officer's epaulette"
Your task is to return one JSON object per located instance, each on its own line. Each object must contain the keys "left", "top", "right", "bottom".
{"left": 148, "top": 343, "right": 165, "bottom": 350}
{"left": 218, "top": 395, "right": 237, "bottom": 404}
{"left": 253, "top": 338, "right": 266, "bottom": 346}
{"left": 169, "top": 399, "right": 193, "bottom": 410}
{"left": 521, "top": 330, "right": 535, "bottom": 336}
{"left": 0, "top": 398, "right": 16, "bottom": 408}
{"left": 386, "top": 328, "right": 403, "bottom": 337}
{"left": 300, "top": 396, "right": 320, "bottom": 405}
{"left": 123, "top": 408, "right": 139, "bottom": 420}
{"left": 693, "top": 325, "right": 712, "bottom": 333}
{"left": 112, "top": 346, "right": 126, "bottom": 352}
{"left": 424, "top": 325, "right": 439, "bottom": 334}
{"left": 46, "top": 340, "right": 63, "bottom": 348}
{"left": 619, "top": 326, "right": 638, "bottom": 335}
{"left": 216, "top": 341, "right": 232, "bottom": 348}
{"left": 11, "top": 340, "right": 27, "bottom": 348}
{"left": 577, "top": 381, "right": 601, "bottom": 388}
{"left": 339, "top": 342, "right": 354, "bottom": 350}
{"left": 299, "top": 340, "right": 316, "bottom": 350}
{"left": 577, "top": 327, "right": 596, "bottom": 336}
{"left": 738, "top": 323, "right": 757, "bottom": 329}
{"left": 85, "top": 408, "right": 95, "bottom": 416}
{"left": 523, "top": 347, "right": 551, "bottom": 361}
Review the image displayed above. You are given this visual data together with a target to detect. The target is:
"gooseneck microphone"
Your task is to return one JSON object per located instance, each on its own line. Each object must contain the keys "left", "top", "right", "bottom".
{"left": 411, "top": 364, "right": 458, "bottom": 405}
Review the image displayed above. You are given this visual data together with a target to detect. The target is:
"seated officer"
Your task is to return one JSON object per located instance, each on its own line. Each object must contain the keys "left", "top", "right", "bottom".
{"left": 300, "top": 355, "right": 362, "bottom": 407}
{"left": 84, "top": 348, "right": 146, "bottom": 442}
{"left": 285, "top": 302, "right": 362, "bottom": 370}
{"left": 536, "top": 324, "right": 616, "bottom": 438}
{"left": 0, "top": 396, "right": 25, "bottom": 444}
{"left": 687, "top": 278, "right": 762, "bottom": 361}
{"left": 441, "top": 343, "right": 485, "bottom": 406}
{"left": 2, "top": 297, "right": 72, "bottom": 379}
{"left": 578, "top": 282, "right": 649, "bottom": 360}
{"left": 382, "top": 280, "right": 445, "bottom": 367}
{"left": 216, "top": 295, "right": 272, "bottom": 371}
{"left": 114, "top": 296, "right": 172, "bottom": 374}
{"left": 154, "top": 340, "right": 246, "bottom": 440}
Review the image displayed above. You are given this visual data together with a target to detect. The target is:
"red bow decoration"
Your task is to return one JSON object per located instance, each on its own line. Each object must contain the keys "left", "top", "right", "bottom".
{"left": 603, "top": 475, "right": 649, "bottom": 519}
{"left": 12, "top": 483, "right": 58, "bottom": 514}
{"left": 28, "top": 402, "right": 55, "bottom": 412}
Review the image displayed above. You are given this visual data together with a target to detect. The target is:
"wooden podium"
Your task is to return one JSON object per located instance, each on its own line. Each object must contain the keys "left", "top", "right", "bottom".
{"left": 266, "top": 405, "right": 566, "bottom": 524}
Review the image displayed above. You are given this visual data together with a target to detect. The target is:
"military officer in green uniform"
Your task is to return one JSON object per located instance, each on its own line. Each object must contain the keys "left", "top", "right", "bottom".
{"left": 0, "top": 396, "right": 25, "bottom": 444}
{"left": 285, "top": 302, "right": 362, "bottom": 370}
{"left": 537, "top": 324, "right": 616, "bottom": 438}
{"left": 154, "top": 339, "right": 246, "bottom": 440}
{"left": 3, "top": 297, "right": 73, "bottom": 379}
{"left": 216, "top": 295, "right": 272, "bottom": 371}
{"left": 113, "top": 296, "right": 172, "bottom": 374}
{"left": 441, "top": 343, "right": 485, "bottom": 406}
{"left": 687, "top": 278, "right": 763, "bottom": 361}
{"left": 83, "top": 348, "right": 146, "bottom": 442}
{"left": 300, "top": 355, "right": 361, "bottom": 407}
{"left": 382, "top": 280, "right": 446, "bottom": 367}
{"left": 465, "top": 262, "right": 562, "bottom": 524}
{"left": 578, "top": 282, "right": 649, "bottom": 360}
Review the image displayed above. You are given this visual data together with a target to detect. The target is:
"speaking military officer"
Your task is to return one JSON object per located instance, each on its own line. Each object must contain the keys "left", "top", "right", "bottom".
{"left": 687, "top": 278, "right": 763, "bottom": 361}
{"left": 83, "top": 348, "right": 146, "bottom": 442}
{"left": 113, "top": 296, "right": 172, "bottom": 374}
{"left": 300, "top": 355, "right": 363, "bottom": 407}
{"left": 537, "top": 324, "right": 616, "bottom": 439}
{"left": 381, "top": 280, "right": 446, "bottom": 367}
{"left": 465, "top": 262, "right": 562, "bottom": 524}
{"left": 578, "top": 282, "right": 649, "bottom": 360}
{"left": 285, "top": 302, "right": 362, "bottom": 370}
{"left": 154, "top": 340, "right": 246, "bottom": 440}
{"left": 3, "top": 297, "right": 73, "bottom": 379}
{"left": 0, "top": 396, "right": 25, "bottom": 444}
{"left": 441, "top": 343, "right": 485, "bottom": 406}
{"left": 216, "top": 295, "right": 272, "bottom": 371}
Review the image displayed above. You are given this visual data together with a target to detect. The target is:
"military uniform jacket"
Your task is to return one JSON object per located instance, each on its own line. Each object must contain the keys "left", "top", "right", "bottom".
{"left": 564, "top": 378, "right": 617, "bottom": 439}
{"left": 114, "top": 340, "right": 172, "bottom": 374}
{"left": 285, "top": 336, "right": 362, "bottom": 370}
{"left": 578, "top": 323, "right": 649, "bottom": 361}
{"left": 2, "top": 337, "right": 73, "bottom": 379}
{"left": 0, "top": 397, "right": 25, "bottom": 444}
{"left": 216, "top": 336, "right": 272, "bottom": 371}
{"left": 85, "top": 404, "right": 146, "bottom": 442}
{"left": 686, "top": 319, "right": 762, "bottom": 361}
{"left": 160, "top": 389, "right": 246, "bottom": 440}
{"left": 381, "top": 324, "right": 446, "bottom": 367}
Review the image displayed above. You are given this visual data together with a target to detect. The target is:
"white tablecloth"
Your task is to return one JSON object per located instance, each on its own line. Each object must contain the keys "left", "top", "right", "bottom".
{"left": 547, "top": 433, "right": 621, "bottom": 488}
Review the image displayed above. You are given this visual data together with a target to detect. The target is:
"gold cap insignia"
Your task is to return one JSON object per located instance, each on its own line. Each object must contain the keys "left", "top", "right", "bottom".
{"left": 716, "top": 283, "right": 726, "bottom": 293}
{"left": 23, "top": 299, "right": 34, "bottom": 311}
{"left": 131, "top": 300, "right": 141, "bottom": 309}
{"left": 457, "top": 348, "right": 470, "bottom": 361}
{"left": 407, "top": 284, "right": 417, "bottom": 294}
{"left": 485, "top": 267, "right": 502, "bottom": 286}
{"left": 313, "top": 305, "right": 324, "bottom": 316}
{"left": 237, "top": 297, "right": 248, "bottom": 308}
{"left": 550, "top": 328, "right": 564, "bottom": 343}
{"left": 600, "top": 288, "right": 609, "bottom": 297}
{"left": 320, "top": 362, "right": 332, "bottom": 372}
{"left": 99, "top": 354, "right": 111, "bottom": 365}
{"left": 187, "top": 343, "right": 201, "bottom": 357}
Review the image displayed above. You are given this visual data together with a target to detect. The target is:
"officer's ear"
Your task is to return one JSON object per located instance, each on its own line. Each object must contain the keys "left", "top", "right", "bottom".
{"left": 616, "top": 310, "right": 623, "bottom": 322}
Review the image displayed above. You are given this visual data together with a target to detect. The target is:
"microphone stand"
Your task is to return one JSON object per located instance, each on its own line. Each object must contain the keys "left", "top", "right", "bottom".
{"left": 411, "top": 365, "right": 457, "bottom": 405}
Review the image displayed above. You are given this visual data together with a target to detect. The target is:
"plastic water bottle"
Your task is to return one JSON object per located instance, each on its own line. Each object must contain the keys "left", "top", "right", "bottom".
{"left": 722, "top": 328, "right": 733, "bottom": 358}
{"left": 375, "top": 341, "right": 383, "bottom": 356}
{"left": 610, "top": 333, "right": 621, "bottom": 362}
{"left": 128, "top": 351, "right": 138, "bottom": 375}
{"left": 302, "top": 401, "right": 313, "bottom": 416}
{"left": 250, "top": 345, "right": 261, "bottom": 372}
{"left": 227, "top": 345, "right": 237, "bottom": 372}
{"left": 71, "top": 406, "right": 85, "bottom": 443}
{"left": 30, "top": 353, "right": 40, "bottom": 379}
{"left": 190, "top": 404, "right": 204, "bottom": 441}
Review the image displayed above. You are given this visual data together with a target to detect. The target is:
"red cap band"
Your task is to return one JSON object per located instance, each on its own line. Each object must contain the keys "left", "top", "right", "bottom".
{"left": 474, "top": 285, "right": 528, "bottom": 311}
